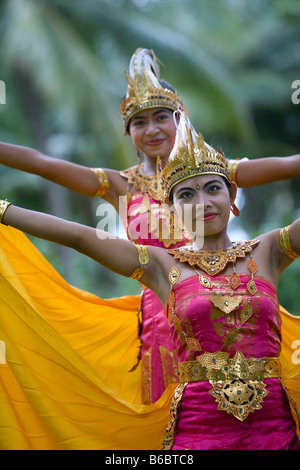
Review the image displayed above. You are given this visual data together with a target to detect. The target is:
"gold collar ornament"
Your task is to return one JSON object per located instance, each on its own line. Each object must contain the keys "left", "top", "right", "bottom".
{"left": 172, "top": 241, "right": 259, "bottom": 317}
{"left": 120, "top": 48, "right": 186, "bottom": 133}
{"left": 120, "top": 164, "right": 165, "bottom": 201}
{"left": 167, "top": 240, "right": 259, "bottom": 276}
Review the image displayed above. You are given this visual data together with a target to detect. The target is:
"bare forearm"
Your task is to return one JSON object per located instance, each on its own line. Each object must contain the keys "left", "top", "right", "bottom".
{"left": 1, "top": 203, "right": 141, "bottom": 279}
{"left": 236, "top": 154, "right": 300, "bottom": 188}
{"left": 2, "top": 204, "right": 84, "bottom": 249}
{"left": 0, "top": 142, "right": 45, "bottom": 174}
{"left": 0, "top": 142, "right": 100, "bottom": 196}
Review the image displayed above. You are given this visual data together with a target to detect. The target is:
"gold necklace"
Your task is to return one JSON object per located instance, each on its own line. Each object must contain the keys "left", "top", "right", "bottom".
{"left": 167, "top": 240, "right": 259, "bottom": 276}
{"left": 167, "top": 249, "right": 258, "bottom": 356}
{"left": 167, "top": 240, "right": 259, "bottom": 319}
{"left": 120, "top": 164, "right": 164, "bottom": 200}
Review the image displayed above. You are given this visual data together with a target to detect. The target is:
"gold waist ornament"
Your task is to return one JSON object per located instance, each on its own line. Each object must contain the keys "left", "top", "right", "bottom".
{"left": 178, "top": 351, "right": 281, "bottom": 421}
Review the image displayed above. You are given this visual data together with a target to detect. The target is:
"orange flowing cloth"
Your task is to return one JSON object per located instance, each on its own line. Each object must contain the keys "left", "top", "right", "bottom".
{"left": 0, "top": 226, "right": 175, "bottom": 450}
{"left": 0, "top": 226, "right": 299, "bottom": 449}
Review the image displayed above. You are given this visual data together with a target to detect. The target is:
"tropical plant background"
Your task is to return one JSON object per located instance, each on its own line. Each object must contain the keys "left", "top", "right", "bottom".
{"left": 0, "top": 0, "right": 299, "bottom": 311}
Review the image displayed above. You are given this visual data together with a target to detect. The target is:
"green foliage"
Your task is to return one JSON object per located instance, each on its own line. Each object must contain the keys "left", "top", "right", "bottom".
{"left": 0, "top": 0, "right": 299, "bottom": 310}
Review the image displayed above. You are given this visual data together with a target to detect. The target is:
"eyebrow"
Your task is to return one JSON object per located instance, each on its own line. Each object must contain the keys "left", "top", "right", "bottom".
{"left": 131, "top": 109, "right": 171, "bottom": 122}
{"left": 174, "top": 179, "right": 224, "bottom": 196}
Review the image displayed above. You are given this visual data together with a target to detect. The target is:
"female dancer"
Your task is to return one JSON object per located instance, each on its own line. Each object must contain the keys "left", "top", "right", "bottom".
{"left": 0, "top": 109, "right": 299, "bottom": 450}
{"left": 1, "top": 48, "right": 300, "bottom": 404}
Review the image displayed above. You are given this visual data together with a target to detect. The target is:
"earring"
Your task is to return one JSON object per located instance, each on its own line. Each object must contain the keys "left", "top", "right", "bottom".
{"left": 231, "top": 203, "right": 240, "bottom": 217}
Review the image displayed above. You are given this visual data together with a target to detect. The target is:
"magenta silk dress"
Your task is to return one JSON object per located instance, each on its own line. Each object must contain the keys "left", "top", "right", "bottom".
{"left": 124, "top": 190, "right": 191, "bottom": 403}
{"left": 164, "top": 273, "right": 300, "bottom": 450}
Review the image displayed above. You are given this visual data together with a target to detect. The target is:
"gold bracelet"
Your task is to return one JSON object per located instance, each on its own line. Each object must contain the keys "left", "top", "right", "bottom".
{"left": 0, "top": 200, "right": 11, "bottom": 225}
{"left": 129, "top": 244, "right": 150, "bottom": 281}
{"left": 136, "top": 244, "right": 150, "bottom": 265}
{"left": 91, "top": 168, "right": 110, "bottom": 197}
{"left": 227, "top": 157, "right": 248, "bottom": 184}
{"left": 279, "top": 225, "right": 299, "bottom": 260}
{"left": 227, "top": 159, "right": 240, "bottom": 183}
{"left": 129, "top": 267, "right": 145, "bottom": 281}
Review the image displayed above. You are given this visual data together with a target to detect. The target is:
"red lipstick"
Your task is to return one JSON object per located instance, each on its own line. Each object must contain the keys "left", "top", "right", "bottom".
{"left": 146, "top": 139, "right": 164, "bottom": 146}
{"left": 202, "top": 213, "right": 217, "bottom": 221}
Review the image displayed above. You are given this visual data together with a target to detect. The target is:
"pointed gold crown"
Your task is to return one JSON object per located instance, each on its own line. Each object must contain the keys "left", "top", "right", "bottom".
{"left": 120, "top": 48, "right": 186, "bottom": 133}
{"left": 159, "top": 110, "right": 230, "bottom": 199}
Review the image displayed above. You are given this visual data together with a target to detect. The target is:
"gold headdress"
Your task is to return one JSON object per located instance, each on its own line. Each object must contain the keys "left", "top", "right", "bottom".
{"left": 120, "top": 48, "right": 185, "bottom": 132}
{"left": 159, "top": 110, "right": 230, "bottom": 199}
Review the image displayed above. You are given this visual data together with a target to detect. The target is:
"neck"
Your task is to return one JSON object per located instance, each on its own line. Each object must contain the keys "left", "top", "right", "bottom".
{"left": 142, "top": 154, "right": 169, "bottom": 175}
{"left": 192, "top": 232, "right": 232, "bottom": 251}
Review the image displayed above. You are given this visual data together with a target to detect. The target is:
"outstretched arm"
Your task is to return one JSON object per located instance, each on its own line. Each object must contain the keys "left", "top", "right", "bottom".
{"left": 0, "top": 142, "right": 126, "bottom": 207}
{"left": 0, "top": 200, "right": 166, "bottom": 295}
{"left": 231, "top": 154, "right": 300, "bottom": 188}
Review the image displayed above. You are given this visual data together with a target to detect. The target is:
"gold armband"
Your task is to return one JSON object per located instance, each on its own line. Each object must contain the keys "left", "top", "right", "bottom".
{"left": 130, "top": 244, "right": 150, "bottom": 282}
{"left": 91, "top": 168, "right": 110, "bottom": 197}
{"left": 279, "top": 225, "right": 300, "bottom": 261}
{"left": 227, "top": 158, "right": 248, "bottom": 184}
{"left": 0, "top": 200, "right": 11, "bottom": 225}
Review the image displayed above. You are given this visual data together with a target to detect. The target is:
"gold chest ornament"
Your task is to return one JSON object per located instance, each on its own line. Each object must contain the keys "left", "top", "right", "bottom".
{"left": 166, "top": 240, "right": 282, "bottom": 422}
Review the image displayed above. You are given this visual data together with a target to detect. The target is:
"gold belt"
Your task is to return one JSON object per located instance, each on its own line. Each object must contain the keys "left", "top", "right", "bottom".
{"left": 177, "top": 351, "right": 282, "bottom": 421}
{"left": 178, "top": 351, "right": 282, "bottom": 383}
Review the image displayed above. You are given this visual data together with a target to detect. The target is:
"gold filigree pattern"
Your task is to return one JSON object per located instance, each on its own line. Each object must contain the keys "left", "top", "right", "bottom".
{"left": 158, "top": 112, "right": 230, "bottom": 200}
{"left": 162, "top": 383, "right": 187, "bottom": 450}
{"left": 178, "top": 351, "right": 282, "bottom": 421}
{"left": 120, "top": 49, "right": 185, "bottom": 132}
{"left": 210, "top": 378, "right": 268, "bottom": 421}
{"left": 168, "top": 266, "right": 180, "bottom": 286}
{"left": 167, "top": 240, "right": 259, "bottom": 276}
{"left": 141, "top": 348, "right": 152, "bottom": 405}
{"left": 208, "top": 351, "right": 270, "bottom": 421}
{"left": 211, "top": 294, "right": 243, "bottom": 314}
{"left": 121, "top": 165, "right": 165, "bottom": 201}
{"left": 159, "top": 346, "right": 179, "bottom": 389}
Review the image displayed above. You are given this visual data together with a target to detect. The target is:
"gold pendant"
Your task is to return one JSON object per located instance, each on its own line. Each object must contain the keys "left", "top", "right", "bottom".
{"left": 198, "top": 274, "right": 212, "bottom": 289}
{"left": 229, "top": 272, "right": 241, "bottom": 290}
{"left": 209, "top": 378, "right": 268, "bottom": 421}
{"left": 208, "top": 351, "right": 269, "bottom": 421}
{"left": 240, "top": 301, "right": 253, "bottom": 323}
{"left": 211, "top": 295, "right": 243, "bottom": 314}
{"left": 247, "top": 279, "right": 257, "bottom": 295}
{"left": 185, "top": 337, "right": 202, "bottom": 351}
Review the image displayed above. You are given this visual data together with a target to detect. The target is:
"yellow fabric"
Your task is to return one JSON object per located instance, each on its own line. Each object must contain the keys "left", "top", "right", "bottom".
{"left": 0, "top": 226, "right": 175, "bottom": 450}
{"left": 0, "top": 226, "right": 299, "bottom": 449}
{"left": 279, "top": 306, "right": 300, "bottom": 439}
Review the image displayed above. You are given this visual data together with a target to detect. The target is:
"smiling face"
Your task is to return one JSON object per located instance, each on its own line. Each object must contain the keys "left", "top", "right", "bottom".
{"left": 172, "top": 174, "right": 237, "bottom": 240}
{"left": 128, "top": 108, "right": 176, "bottom": 161}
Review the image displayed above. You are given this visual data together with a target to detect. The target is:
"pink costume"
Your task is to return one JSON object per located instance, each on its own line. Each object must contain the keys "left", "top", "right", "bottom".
{"left": 163, "top": 273, "right": 300, "bottom": 450}
{"left": 123, "top": 185, "right": 191, "bottom": 403}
